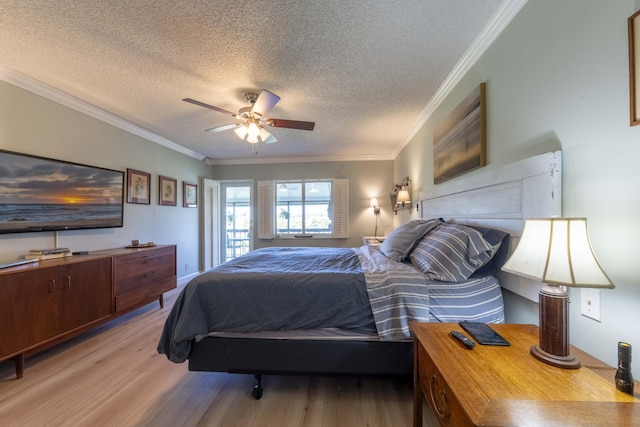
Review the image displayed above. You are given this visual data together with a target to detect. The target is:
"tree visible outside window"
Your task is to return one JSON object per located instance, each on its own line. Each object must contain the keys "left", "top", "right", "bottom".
{"left": 276, "top": 180, "right": 332, "bottom": 235}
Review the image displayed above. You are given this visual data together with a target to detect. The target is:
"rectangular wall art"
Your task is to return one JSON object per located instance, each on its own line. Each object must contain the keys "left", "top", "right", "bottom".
{"left": 433, "top": 83, "right": 486, "bottom": 184}
{"left": 159, "top": 175, "right": 177, "bottom": 206}
{"left": 127, "top": 168, "right": 151, "bottom": 205}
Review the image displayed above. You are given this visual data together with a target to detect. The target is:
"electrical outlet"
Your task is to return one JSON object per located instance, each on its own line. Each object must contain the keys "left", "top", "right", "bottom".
{"left": 581, "top": 289, "right": 601, "bottom": 321}
{"left": 184, "top": 263, "right": 189, "bottom": 271}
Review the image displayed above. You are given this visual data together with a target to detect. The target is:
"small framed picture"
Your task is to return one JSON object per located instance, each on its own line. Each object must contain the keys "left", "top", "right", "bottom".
{"left": 183, "top": 181, "right": 197, "bottom": 208}
{"left": 126, "top": 168, "right": 151, "bottom": 204}
{"left": 159, "top": 175, "right": 177, "bottom": 206}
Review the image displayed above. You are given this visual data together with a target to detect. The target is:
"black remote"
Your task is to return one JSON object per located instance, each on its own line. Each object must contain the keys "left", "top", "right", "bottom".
{"left": 451, "top": 330, "right": 476, "bottom": 349}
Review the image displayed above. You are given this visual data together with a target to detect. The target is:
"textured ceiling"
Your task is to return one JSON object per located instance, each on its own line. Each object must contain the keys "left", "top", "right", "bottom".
{"left": 0, "top": 0, "right": 514, "bottom": 164}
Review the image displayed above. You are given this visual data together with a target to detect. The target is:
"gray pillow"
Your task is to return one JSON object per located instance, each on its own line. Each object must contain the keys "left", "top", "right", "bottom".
{"left": 379, "top": 218, "right": 442, "bottom": 262}
{"left": 409, "top": 223, "right": 496, "bottom": 281}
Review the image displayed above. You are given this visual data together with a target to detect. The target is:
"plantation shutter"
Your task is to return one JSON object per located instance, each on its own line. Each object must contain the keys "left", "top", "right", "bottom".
{"left": 332, "top": 178, "right": 349, "bottom": 238}
{"left": 202, "top": 178, "right": 221, "bottom": 270}
{"left": 257, "top": 180, "right": 274, "bottom": 239}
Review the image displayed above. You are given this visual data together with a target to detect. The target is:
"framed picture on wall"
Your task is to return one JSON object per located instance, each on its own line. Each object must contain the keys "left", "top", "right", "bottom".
{"left": 183, "top": 181, "right": 198, "bottom": 208}
{"left": 159, "top": 175, "right": 177, "bottom": 206}
{"left": 629, "top": 10, "right": 640, "bottom": 126}
{"left": 433, "top": 83, "right": 487, "bottom": 184}
{"left": 126, "top": 168, "right": 151, "bottom": 204}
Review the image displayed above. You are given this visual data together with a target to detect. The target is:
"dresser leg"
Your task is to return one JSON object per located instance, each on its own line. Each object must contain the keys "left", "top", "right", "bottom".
{"left": 14, "top": 353, "right": 24, "bottom": 379}
{"left": 159, "top": 294, "right": 164, "bottom": 309}
{"left": 413, "top": 341, "right": 422, "bottom": 427}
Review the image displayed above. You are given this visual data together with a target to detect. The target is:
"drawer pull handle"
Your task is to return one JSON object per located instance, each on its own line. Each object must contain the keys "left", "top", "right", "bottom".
{"left": 429, "top": 374, "right": 450, "bottom": 421}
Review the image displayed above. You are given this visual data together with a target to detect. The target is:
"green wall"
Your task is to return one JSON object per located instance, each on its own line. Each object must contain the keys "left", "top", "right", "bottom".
{"left": 0, "top": 80, "right": 212, "bottom": 279}
{"left": 395, "top": 0, "right": 640, "bottom": 372}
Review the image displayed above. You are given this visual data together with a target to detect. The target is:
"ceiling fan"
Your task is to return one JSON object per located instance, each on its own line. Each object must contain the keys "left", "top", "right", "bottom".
{"left": 183, "top": 90, "right": 315, "bottom": 145}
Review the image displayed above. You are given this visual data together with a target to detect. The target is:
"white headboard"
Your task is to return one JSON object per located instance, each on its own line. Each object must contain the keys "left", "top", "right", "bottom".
{"left": 419, "top": 150, "right": 562, "bottom": 301}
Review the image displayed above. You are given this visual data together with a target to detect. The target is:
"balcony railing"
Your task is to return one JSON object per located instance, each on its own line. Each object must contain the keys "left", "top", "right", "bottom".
{"left": 226, "top": 229, "right": 249, "bottom": 260}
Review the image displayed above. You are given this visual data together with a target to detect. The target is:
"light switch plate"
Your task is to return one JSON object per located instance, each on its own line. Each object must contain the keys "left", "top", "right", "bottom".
{"left": 580, "top": 289, "right": 601, "bottom": 321}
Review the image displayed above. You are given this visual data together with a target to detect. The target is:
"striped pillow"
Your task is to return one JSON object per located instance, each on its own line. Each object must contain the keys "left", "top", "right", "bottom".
{"left": 378, "top": 218, "right": 442, "bottom": 262}
{"left": 409, "top": 223, "right": 496, "bottom": 282}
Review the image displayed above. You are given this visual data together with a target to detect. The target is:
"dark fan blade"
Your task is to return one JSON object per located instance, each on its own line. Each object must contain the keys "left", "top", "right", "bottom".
{"left": 267, "top": 118, "right": 315, "bottom": 131}
{"left": 251, "top": 90, "right": 280, "bottom": 117}
{"left": 204, "top": 123, "right": 240, "bottom": 133}
{"left": 183, "top": 98, "right": 236, "bottom": 116}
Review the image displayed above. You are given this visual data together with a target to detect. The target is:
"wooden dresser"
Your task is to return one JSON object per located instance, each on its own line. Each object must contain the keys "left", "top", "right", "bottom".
{"left": 0, "top": 244, "right": 176, "bottom": 379}
{"left": 108, "top": 245, "right": 176, "bottom": 312}
{"left": 411, "top": 323, "right": 640, "bottom": 427}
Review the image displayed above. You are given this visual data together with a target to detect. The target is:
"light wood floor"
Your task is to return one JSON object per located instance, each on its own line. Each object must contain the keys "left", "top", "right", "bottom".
{"left": 0, "top": 288, "right": 423, "bottom": 427}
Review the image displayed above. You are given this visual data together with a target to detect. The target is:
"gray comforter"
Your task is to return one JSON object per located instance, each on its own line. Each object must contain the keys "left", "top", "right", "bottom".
{"left": 157, "top": 246, "right": 429, "bottom": 363}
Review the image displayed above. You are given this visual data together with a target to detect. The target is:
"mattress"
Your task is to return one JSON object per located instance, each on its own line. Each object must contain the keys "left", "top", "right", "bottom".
{"left": 158, "top": 245, "right": 505, "bottom": 363}
{"left": 197, "top": 274, "right": 505, "bottom": 342}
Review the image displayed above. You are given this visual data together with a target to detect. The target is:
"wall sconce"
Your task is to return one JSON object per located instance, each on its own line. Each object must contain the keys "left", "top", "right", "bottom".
{"left": 391, "top": 177, "right": 412, "bottom": 215}
{"left": 370, "top": 197, "right": 380, "bottom": 214}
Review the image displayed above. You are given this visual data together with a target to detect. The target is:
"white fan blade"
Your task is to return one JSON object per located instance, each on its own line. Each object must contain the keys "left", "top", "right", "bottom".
{"left": 205, "top": 123, "right": 240, "bottom": 133}
{"left": 252, "top": 90, "right": 280, "bottom": 117}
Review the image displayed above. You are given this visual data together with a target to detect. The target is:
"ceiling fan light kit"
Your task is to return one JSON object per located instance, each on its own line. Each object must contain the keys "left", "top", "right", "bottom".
{"left": 183, "top": 90, "right": 315, "bottom": 149}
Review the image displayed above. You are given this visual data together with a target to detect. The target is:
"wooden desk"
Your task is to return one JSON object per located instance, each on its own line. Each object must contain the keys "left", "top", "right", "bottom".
{"left": 410, "top": 323, "right": 640, "bottom": 426}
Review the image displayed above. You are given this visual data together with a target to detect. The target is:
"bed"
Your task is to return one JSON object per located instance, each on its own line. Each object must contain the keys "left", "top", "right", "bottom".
{"left": 157, "top": 151, "right": 562, "bottom": 399}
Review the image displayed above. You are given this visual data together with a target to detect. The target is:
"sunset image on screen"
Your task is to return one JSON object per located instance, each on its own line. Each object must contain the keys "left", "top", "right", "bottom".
{"left": 0, "top": 150, "right": 124, "bottom": 233}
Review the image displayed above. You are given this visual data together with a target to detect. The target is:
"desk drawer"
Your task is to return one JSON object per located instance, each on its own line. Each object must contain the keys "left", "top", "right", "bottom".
{"left": 417, "top": 344, "right": 472, "bottom": 426}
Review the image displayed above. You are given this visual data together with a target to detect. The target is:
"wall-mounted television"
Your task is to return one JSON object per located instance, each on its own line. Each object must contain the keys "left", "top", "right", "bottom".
{"left": 0, "top": 149, "right": 125, "bottom": 234}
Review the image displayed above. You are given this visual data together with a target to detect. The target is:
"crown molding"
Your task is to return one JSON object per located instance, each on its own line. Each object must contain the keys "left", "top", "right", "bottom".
{"left": 0, "top": 65, "right": 206, "bottom": 161}
{"left": 204, "top": 153, "right": 394, "bottom": 166}
{"left": 393, "top": 0, "right": 528, "bottom": 159}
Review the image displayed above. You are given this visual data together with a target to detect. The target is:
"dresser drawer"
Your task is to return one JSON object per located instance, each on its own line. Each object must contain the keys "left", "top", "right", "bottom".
{"left": 114, "top": 260, "right": 176, "bottom": 295}
{"left": 115, "top": 245, "right": 175, "bottom": 263}
{"left": 115, "top": 275, "right": 176, "bottom": 312}
{"left": 417, "top": 344, "right": 472, "bottom": 426}
{"left": 114, "top": 247, "right": 176, "bottom": 280}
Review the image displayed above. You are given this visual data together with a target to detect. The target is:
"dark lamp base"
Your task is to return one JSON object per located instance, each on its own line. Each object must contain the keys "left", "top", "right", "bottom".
{"left": 531, "top": 344, "right": 580, "bottom": 369}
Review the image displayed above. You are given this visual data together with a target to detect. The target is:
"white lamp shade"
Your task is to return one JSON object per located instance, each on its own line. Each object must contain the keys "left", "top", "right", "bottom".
{"left": 502, "top": 218, "right": 613, "bottom": 288}
{"left": 370, "top": 198, "right": 379, "bottom": 208}
{"left": 234, "top": 125, "right": 248, "bottom": 139}
{"left": 258, "top": 126, "right": 272, "bottom": 142}
{"left": 396, "top": 190, "right": 410, "bottom": 203}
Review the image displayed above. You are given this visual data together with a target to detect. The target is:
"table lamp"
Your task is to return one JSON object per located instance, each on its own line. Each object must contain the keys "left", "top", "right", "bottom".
{"left": 502, "top": 218, "right": 614, "bottom": 369}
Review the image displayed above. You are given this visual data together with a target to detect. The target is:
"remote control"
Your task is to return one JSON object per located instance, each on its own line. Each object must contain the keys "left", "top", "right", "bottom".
{"left": 451, "top": 330, "right": 476, "bottom": 349}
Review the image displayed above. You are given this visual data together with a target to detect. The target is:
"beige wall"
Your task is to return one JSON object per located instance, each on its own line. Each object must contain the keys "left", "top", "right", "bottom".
{"left": 211, "top": 160, "right": 394, "bottom": 249}
{"left": 0, "top": 81, "right": 212, "bottom": 278}
{"left": 395, "top": 0, "right": 640, "bottom": 372}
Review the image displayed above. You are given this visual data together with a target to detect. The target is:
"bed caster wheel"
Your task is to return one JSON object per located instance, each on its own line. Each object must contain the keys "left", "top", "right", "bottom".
{"left": 252, "top": 385, "right": 263, "bottom": 400}
{"left": 252, "top": 374, "right": 263, "bottom": 400}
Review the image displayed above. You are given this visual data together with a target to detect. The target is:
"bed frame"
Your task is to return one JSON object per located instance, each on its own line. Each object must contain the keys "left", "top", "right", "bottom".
{"left": 188, "top": 151, "right": 562, "bottom": 398}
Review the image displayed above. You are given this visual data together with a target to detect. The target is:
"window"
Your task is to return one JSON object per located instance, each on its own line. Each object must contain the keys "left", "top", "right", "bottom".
{"left": 258, "top": 179, "right": 348, "bottom": 239}
{"left": 276, "top": 180, "right": 331, "bottom": 235}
